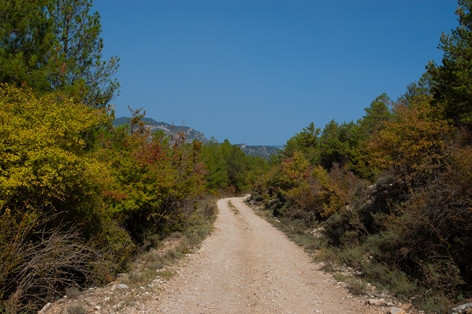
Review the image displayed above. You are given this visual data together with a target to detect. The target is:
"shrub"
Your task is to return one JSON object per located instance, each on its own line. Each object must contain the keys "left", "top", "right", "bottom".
{"left": 0, "top": 212, "right": 105, "bottom": 313}
{"left": 66, "top": 304, "right": 87, "bottom": 314}
{"left": 0, "top": 85, "right": 134, "bottom": 311}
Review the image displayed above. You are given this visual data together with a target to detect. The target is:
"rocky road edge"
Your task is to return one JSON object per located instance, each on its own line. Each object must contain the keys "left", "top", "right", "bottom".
{"left": 244, "top": 199, "right": 426, "bottom": 314}
{"left": 41, "top": 196, "right": 423, "bottom": 314}
{"left": 39, "top": 236, "right": 189, "bottom": 314}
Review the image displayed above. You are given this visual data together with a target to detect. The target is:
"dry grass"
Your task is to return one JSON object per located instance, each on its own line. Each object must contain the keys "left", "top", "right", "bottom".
{"left": 0, "top": 215, "right": 110, "bottom": 314}
{"left": 228, "top": 201, "right": 239, "bottom": 215}
{"left": 65, "top": 304, "right": 87, "bottom": 314}
{"left": 156, "top": 270, "right": 174, "bottom": 280}
{"left": 65, "top": 287, "right": 81, "bottom": 299}
{"left": 118, "top": 196, "right": 217, "bottom": 291}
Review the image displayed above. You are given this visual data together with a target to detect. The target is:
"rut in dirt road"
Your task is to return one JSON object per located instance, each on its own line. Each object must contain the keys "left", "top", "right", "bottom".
{"left": 146, "top": 196, "right": 383, "bottom": 314}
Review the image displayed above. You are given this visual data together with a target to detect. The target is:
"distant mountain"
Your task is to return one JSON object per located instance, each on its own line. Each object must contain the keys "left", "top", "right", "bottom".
{"left": 237, "top": 144, "right": 281, "bottom": 159}
{"left": 113, "top": 117, "right": 281, "bottom": 158}
{"left": 113, "top": 117, "right": 208, "bottom": 143}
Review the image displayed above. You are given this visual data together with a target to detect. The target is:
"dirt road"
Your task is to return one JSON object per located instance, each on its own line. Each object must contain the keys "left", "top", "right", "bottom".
{"left": 140, "top": 196, "right": 384, "bottom": 314}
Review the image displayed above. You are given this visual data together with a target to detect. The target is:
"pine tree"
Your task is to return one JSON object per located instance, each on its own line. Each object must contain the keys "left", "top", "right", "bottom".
{"left": 47, "top": 0, "right": 120, "bottom": 107}
{"left": 0, "top": 0, "right": 119, "bottom": 107}
{"left": 0, "top": 0, "right": 53, "bottom": 91}
{"left": 427, "top": 0, "right": 472, "bottom": 127}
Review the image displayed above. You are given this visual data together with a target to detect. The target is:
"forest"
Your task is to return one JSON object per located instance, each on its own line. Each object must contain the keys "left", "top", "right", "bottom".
{"left": 1, "top": 0, "right": 472, "bottom": 313}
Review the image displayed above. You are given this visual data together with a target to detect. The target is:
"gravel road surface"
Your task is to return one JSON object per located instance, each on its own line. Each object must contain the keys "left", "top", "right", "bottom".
{"left": 43, "top": 196, "right": 387, "bottom": 314}
{"left": 145, "top": 196, "right": 384, "bottom": 314}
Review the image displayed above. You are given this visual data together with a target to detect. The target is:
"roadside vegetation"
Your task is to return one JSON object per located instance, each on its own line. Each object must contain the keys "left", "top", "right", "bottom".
{"left": 250, "top": 1, "right": 472, "bottom": 312}
{"left": 3, "top": 0, "right": 472, "bottom": 313}
{"left": 0, "top": 82, "right": 266, "bottom": 313}
{"left": 0, "top": 1, "right": 267, "bottom": 312}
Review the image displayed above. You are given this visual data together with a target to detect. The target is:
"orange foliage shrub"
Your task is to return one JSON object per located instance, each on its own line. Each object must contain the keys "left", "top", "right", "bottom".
{"left": 368, "top": 95, "right": 450, "bottom": 189}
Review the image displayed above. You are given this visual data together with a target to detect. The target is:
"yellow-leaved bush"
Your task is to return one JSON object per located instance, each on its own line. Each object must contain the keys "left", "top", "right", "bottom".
{"left": 0, "top": 84, "right": 109, "bottom": 208}
{"left": 0, "top": 84, "right": 135, "bottom": 312}
{"left": 263, "top": 151, "right": 361, "bottom": 224}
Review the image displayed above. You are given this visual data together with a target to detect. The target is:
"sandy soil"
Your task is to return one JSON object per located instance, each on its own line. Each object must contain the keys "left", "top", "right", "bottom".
{"left": 43, "top": 196, "right": 388, "bottom": 314}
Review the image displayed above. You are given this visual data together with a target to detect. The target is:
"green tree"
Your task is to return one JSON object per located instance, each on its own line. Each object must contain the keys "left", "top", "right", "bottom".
{"left": 281, "top": 122, "right": 321, "bottom": 164}
{"left": 220, "top": 139, "right": 248, "bottom": 191}
{"left": 427, "top": 0, "right": 472, "bottom": 127}
{"left": 47, "top": 0, "right": 119, "bottom": 107}
{"left": 357, "top": 93, "right": 392, "bottom": 139}
{"left": 398, "top": 73, "right": 432, "bottom": 107}
{"left": 319, "top": 120, "right": 351, "bottom": 169}
{"left": 0, "top": 0, "right": 53, "bottom": 91}
{"left": 200, "top": 138, "right": 229, "bottom": 190}
{"left": 0, "top": 0, "right": 119, "bottom": 107}
{"left": 350, "top": 94, "right": 393, "bottom": 178}
{"left": 245, "top": 154, "right": 270, "bottom": 187}
{"left": 294, "top": 122, "right": 320, "bottom": 150}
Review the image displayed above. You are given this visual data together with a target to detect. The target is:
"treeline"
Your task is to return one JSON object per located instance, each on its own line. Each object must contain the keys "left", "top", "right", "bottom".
{"left": 252, "top": 1, "right": 472, "bottom": 311}
{"left": 201, "top": 138, "right": 269, "bottom": 192}
{"left": 0, "top": 1, "right": 267, "bottom": 312}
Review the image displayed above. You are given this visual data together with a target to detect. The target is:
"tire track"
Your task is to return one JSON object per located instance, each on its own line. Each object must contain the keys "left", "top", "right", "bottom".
{"left": 136, "top": 196, "right": 384, "bottom": 314}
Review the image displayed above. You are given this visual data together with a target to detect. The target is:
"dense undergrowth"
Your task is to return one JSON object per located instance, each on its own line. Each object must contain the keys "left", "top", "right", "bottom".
{"left": 250, "top": 94, "right": 472, "bottom": 312}
{"left": 121, "top": 196, "right": 217, "bottom": 291}
{"left": 3, "top": 0, "right": 472, "bottom": 313}
{"left": 0, "top": 84, "right": 266, "bottom": 313}
{"left": 0, "top": 0, "right": 265, "bottom": 312}
{"left": 248, "top": 3, "right": 472, "bottom": 310}
{"left": 252, "top": 94, "right": 472, "bottom": 312}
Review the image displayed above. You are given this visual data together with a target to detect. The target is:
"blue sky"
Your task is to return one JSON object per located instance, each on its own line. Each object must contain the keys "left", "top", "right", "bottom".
{"left": 94, "top": 0, "right": 458, "bottom": 145}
